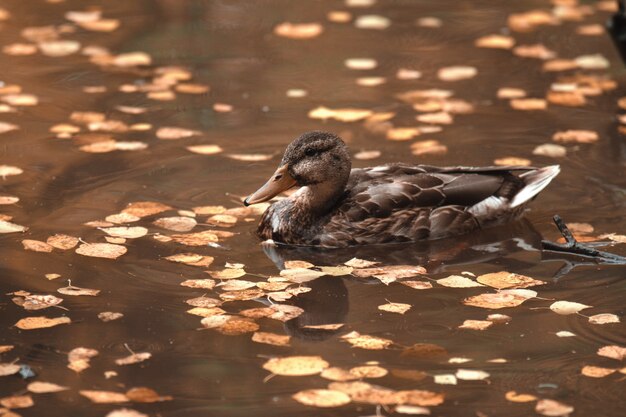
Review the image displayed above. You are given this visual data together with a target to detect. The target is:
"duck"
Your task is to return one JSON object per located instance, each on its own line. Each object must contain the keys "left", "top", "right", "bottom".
{"left": 243, "top": 131, "right": 560, "bottom": 247}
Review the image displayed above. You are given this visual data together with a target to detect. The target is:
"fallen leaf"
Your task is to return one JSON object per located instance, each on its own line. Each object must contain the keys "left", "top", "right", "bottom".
{"left": 0, "top": 363, "right": 20, "bottom": 376}
{"left": 186, "top": 296, "right": 222, "bottom": 308}
{"left": 122, "top": 201, "right": 172, "bottom": 217}
{"left": 475, "top": 34, "right": 515, "bottom": 49}
{"left": 416, "top": 16, "right": 442, "bottom": 27}
{"left": 597, "top": 345, "right": 626, "bottom": 361}
{"left": 556, "top": 330, "right": 576, "bottom": 338}
{"left": 13, "top": 293, "right": 63, "bottom": 310}
{"left": 284, "top": 260, "right": 314, "bottom": 269}
{"left": 497, "top": 87, "right": 527, "bottom": 99}
{"left": 46, "top": 234, "right": 79, "bottom": 250}
{"left": 21, "top": 239, "right": 54, "bottom": 252}
{"left": 0, "top": 121, "right": 18, "bottom": 135}
{"left": 180, "top": 279, "right": 215, "bottom": 290}
{"left": 401, "top": 280, "right": 433, "bottom": 290}
{"left": 575, "top": 54, "right": 609, "bottom": 70}
{"left": 98, "top": 312, "right": 124, "bottom": 322}
{"left": 268, "top": 304, "right": 304, "bottom": 322}
{"left": 349, "top": 365, "right": 388, "bottom": 378}
{"left": 321, "top": 367, "right": 359, "bottom": 381}
{"left": 125, "top": 387, "right": 172, "bottom": 403}
{"left": 433, "top": 374, "right": 457, "bottom": 385}
{"left": 208, "top": 268, "right": 246, "bottom": 279}
{"left": 156, "top": 126, "right": 200, "bottom": 140}
{"left": 416, "top": 112, "right": 453, "bottom": 125}
{"left": 581, "top": 365, "right": 616, "bottom": 378}
{"left": 437, "top": 275, "right": 483, "bottom": 288}
{"left": 279, "top": 267, "right": 325, "bottom": 283}
{"left": 535, "top": 399, "right": 574, "bottom": 417}
{"left": 458, "top": 320, "right": 492, "bottom": 330}
{"left": 354, "top": 150, "right": 381, "bottom": 160}
{"left": 553, "top": 130, "right": 598, "bottom": 144}
{"left": 80, "top": 390, "right": 129, "bottom": 404}
{"left": 437, "top": 66, "right": 477, "bottom": 81}
{"left": 56, "top": 283, "right": 100, "bottom": 297}
{"left": 0, "top": 345, "right": 14, "bottom": 354}
{"left": 76, "top": 243, "right": 127, "bottom": 259}
{"left": 164, "top": 253, "right": 214, "bottom": 267}
{"left": 263, "top": 356, "right": 329, "bottom": 376}
{"left": 588, "top": 313, "right": 620, "bottom": 324}
{"left": 411, "top": 139, "right": 448, "bottom": 155}
{"left": 309, "top": 106, "right": 373, "bottom": 122}
{"left": 106, "top": 409, "right": 148, "bottom": 417}
{"left": 27, "top": 381, "right": 69, "bottom": 393}
{"left": 341, "top": 331, "right": 393, "bottom": 350}
{"left": 510, "top": 98, "right": 547, "bottom": 110}
{"left": 38, "top": 40, "right": 81, "bottom": 57}
{"left": 355, "top": 14, "right": 390, "bottom": 30}
{"left": 293, "top": 389, "right": 351, "bottom": 407}
{"left": 252, "top": 332, "right": 291, "bottom": 347}
{"left": 0, "top": 395, "right": 33, "bottom": 409}
{"left": 115, "top": 352, "right": 151, "bottom": 366}
{"left": 549, "top": 300, "right": 591, "bottom": 315}
{"left": 112, "top": 52, "right": 151, "bottom": 67}
{"left": 487, "top": 313, "right": 511, "bottom": 323}
{"left": 477, "top": 271, "right": 544, "bottom": 289}
{"left": 513, "top": 43, "right": 556, "bottom": 60}
{"left": 344, "top": 258, "right": 379, "bottom": 268}
{"left": 344, "top": 58, "right": 377, "bottom": 70}
{"left": 505, "top": 390, "right": 537, "bottom": 402}
{"left": 463, "top": 292, "right": 530, "bottom": 309}
{"left": 274, "top": 22, "right": 323, "bottom": 39}
{"left": 101, "top": 226, "right": 148, "bottom": 239}
{"left": 494, "top": 157, "right": 531, "bottom": 166}
{"left": 533, "top": 143, "right": 567, "bottom": 158}
{"left": 455, "top": 369, "right": 489, "bottom": 381}
{"left": 68, "top": 347, "right": 98, "bottom": 372}
{"left": 394, "top": 404, "right": 431, "bottom": 414}
{"left": 15, "top": 316, "right": 70, "bottom": 330}
{"left": 186, "top": 145, "right": 223, "bottom": 155}
{"left": 378, "top": 301, "right": 411, "bottom": 314}
{"left": 0, "top": 165, "right": 23, "bottom": 178}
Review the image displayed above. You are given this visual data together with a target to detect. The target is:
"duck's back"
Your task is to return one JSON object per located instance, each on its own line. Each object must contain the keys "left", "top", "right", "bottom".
{"left": 314, "top": 163, "right": 558, "bottom": 247}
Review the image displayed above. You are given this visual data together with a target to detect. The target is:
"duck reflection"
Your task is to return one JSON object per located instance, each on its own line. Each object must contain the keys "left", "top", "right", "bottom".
{"left": 264, "top": 220, "right": 545, "bottom": 341}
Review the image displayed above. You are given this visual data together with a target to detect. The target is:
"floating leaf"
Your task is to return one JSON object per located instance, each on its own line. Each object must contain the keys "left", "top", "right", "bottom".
{"left": 433, "top": 374, "right": 457, "bottom": 385}
{"left": 38, "top": 40, "right": 81, "bottom": 57}
{"left": 27, "top": 381, "right": 69, "bottom": 393}
{"left": 533, "top": 143, "right": 567, "bottom": 158}
{"left": 98, "top": 312, "right": 124, "bottom": 322}
{"left": 349, "top": 365, "right": 388, "bottom": 379}
{"left": 588, "top": 313, "right": 620, "bottom": 324}
{"left": 15, "top": 316, "right": 70, "bottom": 330}
{"left": 186, "top": 145, "right": 223, "bottom": 155}
{"left": 0, "top": 363, "right": 20, "bottom": 376}
{"left": 0, "top": 395, "right": 33, "bottom": 409}
{"left": 378, "top": 301, "right": 411, "bottom": 315}
{"left": 274, "top": 22, "right": 323, "bottom": 39}
{"left": 401, "top": 280, "right": 433, "bottom": 290}
{"left": 284, "top": 260, "right": 314, "bottom": 269}
{"left": 68, "top": 347, "right": 98, "bottom": 372}
{"left": 510, "top": 98, "right": 547, "bottom": 110}
{"left": 292, "top": 389, "right": 351, "bottom": 407}
{"left": 122, "top": 201, "right": 172, "bottom": 217}
{"left": 476, "top": 271, "right": 544, "bottom": 289}
{"left": 597, "top": 345, "right": 626, "bottom": 361}
{"left": 252, "top": 332, "right": 291, "bottom": 347}
{"left": 13, "top": 293, "right": 63, "bottom": 310}
{"left": 125, "top": 387, "right": 172, "bottom": 403}
{"left": 437, "top": 66, "right": 477, "bottom": 81}
{"left": 164, "top": 253, "right": 213, "bottom": 267}
{"left": 505, "top": 391, "right": 537, "bottom": 402}
{"left": 458, "top": 320, "right": 492, "bottom": 330}
{"left": 115, "top": 352, "right": 152, "bottom": 366}
{"left": 455, "top": 369, "right": 489, "bottom": 381}
{"left": 263, "top": 356, "right": 329, "bottom": 376}
{"left": 463, "top": 292, "right": 530, "bottom": 309}
{"left": 535, "top": 399, "right": 574, "bottom": 417}
{"left": 57, "top": 285, "right": 100, "bottom": 296}
{"left": 475, "top": 34, "right": 515, "bottom": 49}
{"left": 553, "top": 129, "right": 598, "bottom": 144}
{"left": 341, "top": 331, "right": 393, "bottom": 350}
{"left": 280, "top": 267, "right": 325, "bottom": 283}
{"left": 401, "top": 343, "right": 448, "bottom": 359}
{"left": 437, "top": 275, "right": 483, "bottom": 288}
{"left": 208, "top": 268, "right": 246, "bottom": 279}
{"left": 80, "top": 390, "right": 129, "bottom": 404}
{"left": 180, "top": 279, "right": 215, "bottom": 290}
{"left": 344, "top": 258, "right": 378, "bottom": 268}
{"left": 106, "top": 409, "right": 148, "bottom": 417}
{"left": 46, "top": 234, "right": 79, "bottom": 250}
{"left": 76, "top": 243, "right": 127, "bottom": 259}
{"left": 581, "top": 365, "right": 616, "bottom": 378}
{"left": 549, "top": 300, "right": 591, "bottom": 315}
{"left": 101, "top": 226, "right": 147, "bottom": 239}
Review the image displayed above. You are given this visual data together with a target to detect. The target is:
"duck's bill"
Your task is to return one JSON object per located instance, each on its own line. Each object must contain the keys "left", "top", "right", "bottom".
{"left": 243, "top": 164, "right": 297, "bottom": 206}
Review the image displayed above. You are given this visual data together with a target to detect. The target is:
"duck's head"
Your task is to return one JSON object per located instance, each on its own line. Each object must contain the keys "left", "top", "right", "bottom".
{"left": 244, "top": 131, "right": 351, "bottom": 206}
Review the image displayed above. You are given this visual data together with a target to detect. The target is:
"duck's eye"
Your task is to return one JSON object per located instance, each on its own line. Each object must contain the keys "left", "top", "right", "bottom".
{"left": 305, "top": 148, "right": 317, "bottom": 157}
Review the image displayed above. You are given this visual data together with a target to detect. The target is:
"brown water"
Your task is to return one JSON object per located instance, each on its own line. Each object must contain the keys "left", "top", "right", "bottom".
{"left": 1, "top": 0, "right": 625, "bottom": 416}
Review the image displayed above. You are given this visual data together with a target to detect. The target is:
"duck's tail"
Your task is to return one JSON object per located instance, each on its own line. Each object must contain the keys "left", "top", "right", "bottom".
{"left": 510, "top": 165, "right": 560, "bottom": 208}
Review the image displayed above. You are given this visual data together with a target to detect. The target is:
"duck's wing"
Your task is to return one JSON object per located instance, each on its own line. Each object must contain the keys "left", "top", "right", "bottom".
{"left": 319, "top": 164, "right": 559, "bottom": 246}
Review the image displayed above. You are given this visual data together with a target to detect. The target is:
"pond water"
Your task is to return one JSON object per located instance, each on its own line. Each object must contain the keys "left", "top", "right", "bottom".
{"left": 0, "top": 0, "right": 625, "bottom": 416}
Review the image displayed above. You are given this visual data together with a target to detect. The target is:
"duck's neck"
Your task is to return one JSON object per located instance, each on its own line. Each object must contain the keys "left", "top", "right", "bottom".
{"left": 291, "top": 180, "right": 346, "bottom": 218}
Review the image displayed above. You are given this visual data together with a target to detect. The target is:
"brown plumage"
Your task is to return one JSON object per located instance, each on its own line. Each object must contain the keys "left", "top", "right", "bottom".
{"left": 244, "top": 131, "right": 560, "bottom": 248}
